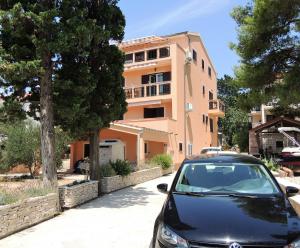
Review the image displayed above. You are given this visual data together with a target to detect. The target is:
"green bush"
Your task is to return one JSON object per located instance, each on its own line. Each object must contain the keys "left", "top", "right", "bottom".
{"left": 262, "top": 158, "right": 279, "bottom": 171}
{"left": 151, "top": 154, "right": 172, "bottom": 170}
{"left": 110, "top": 159, "right": 132, "bottom": 176}
{"left": 99, "top": 164, "right": 117, "bottom": 178}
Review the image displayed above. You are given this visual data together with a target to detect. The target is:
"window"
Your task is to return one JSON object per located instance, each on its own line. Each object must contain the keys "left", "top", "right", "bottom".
{"left": 144, "top": 143, "right": 148, "bottom": 154}
{"left": 202, "top": 114, "right": 205, "bottom": 123}
{"left": 206, "top": 116, "right": 208, "bottom": 125}
{"left": 141, "top": 72, "right": 171, "bottom": 84}
{"left": 208, "top": 66, "right": 212, "bottom": 77}
{"left": 209, "top": 118, "right": 214, "bottom": 132}
{"left": 188, "top": 144, "right": 193, "bottom": 156}
{"left": 125, "top": 53, "right": 133, "bottom": 64}
{"left": 202, "top": 59, "right": 205, "bottom": 70}
{"left": 192, "top": 49, "right": 197, "bottom": 62}
{"left": 276, "top": 141, "right": 283, "bottom": 148}
{"left": 175, "top": 163, "right": 280, "bottom": 194}
{"left": 202, "top": 86, "right": 205, "bottom": 96}
{"left": 84, "top": 144, "right": 90, "bottom": 158}
{"left": 179, "top": 143, "right": 183, "bottom": 152}
{"left": 159, "top": 47, "right": 170, "bottom": 58}
{"left": 135, "top": 51, "right": 145, "bottom": 62}
{"left": 147, "top": 49, "right": 157, "bottom": 60}
{"left": 144, "top": 107, "right": 164, "bottom": 118}
{"left": 209, "top": 91, "right": 214, "bottom": 100}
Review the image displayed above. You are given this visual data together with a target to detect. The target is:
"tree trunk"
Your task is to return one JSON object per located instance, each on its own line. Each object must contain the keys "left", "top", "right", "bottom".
{"left": 89, "top": 128, "right": 100, "bottom": 181}
{"left": 40, "top": 53, "right": 57, "bottom": 188}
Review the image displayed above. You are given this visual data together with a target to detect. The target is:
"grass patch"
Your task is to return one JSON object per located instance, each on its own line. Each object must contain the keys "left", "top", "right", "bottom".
{"left": 0, "top": 180, "right": 54, "bottom": 206}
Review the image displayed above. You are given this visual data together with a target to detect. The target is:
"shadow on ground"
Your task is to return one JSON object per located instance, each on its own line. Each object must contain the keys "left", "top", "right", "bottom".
{"left": 79, "top": 186, "right": 159, "bottom": 209}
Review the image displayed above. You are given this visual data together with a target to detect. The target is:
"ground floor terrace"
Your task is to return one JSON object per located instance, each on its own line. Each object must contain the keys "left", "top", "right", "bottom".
{"left": 70, "top": 123, "right": 177, "bottom": 171}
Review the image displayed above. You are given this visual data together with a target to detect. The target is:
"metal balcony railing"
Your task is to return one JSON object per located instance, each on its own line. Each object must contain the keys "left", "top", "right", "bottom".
{"left": 124, "top": 82, "right": 171, "bottom": 99}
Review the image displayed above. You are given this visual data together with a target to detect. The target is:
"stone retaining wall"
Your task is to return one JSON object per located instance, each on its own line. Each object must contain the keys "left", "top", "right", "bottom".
{"left": 161, "top": 166, "right": 173, "bottom": 176}
{"left": 59, "top": 181, "right": 98, "bottom": 208}
{"left": 0, "top": 193, "right": 59, "bottom": 239}
{"left": 100, "top": 167, "right": 165, "bottom": 193}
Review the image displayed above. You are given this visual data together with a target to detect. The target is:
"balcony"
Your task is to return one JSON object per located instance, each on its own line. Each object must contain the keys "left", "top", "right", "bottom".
{"left": 124, "top": 82, "right": 171, "bottom": 103}
{"left": 124, "top": 47, "right": 171, "bottom": 72}
{"left": 208, "top": 99, "right": 225, "bottom": 117}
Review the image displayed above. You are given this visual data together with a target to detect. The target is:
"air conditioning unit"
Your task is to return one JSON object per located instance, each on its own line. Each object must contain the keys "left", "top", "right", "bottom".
{"left": 185, "top": 50, "right": 193, "bottom": 64}
{"left": 186, "top": 103, "right": 193, "bottom": 112}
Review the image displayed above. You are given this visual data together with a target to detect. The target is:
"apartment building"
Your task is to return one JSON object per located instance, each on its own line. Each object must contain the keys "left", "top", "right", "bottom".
{"left": 70, "top": 32, "right": 224, "bottom": 169}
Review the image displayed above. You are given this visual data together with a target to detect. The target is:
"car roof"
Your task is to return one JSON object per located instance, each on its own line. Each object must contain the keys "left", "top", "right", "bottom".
{"left": 183, "top": 153, "right": 264, "bottom": 165}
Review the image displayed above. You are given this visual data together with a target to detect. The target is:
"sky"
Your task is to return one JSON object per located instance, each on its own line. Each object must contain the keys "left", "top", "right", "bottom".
{"left": 118, "top": 0, "right": 247, "bottom": 78}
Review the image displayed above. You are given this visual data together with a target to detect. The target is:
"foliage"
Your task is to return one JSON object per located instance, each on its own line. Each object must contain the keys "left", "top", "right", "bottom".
{"left": 151, "top": 154, "right": 173, "bottom": 170}
{"left": 231, "top": 0, "right": 300, "bottom": 113}
{"left": 0, "top": 99, "right": 26, "bottom": 124}
{"left": 0, "top": 180, "right": 54, "bottom": 206}
{"left": 262, "top": 158, "right": 279, "bottom": 171}
{"left": 0, "top": 121, "right": 41, "bottom": 177}
{"left": 53, "top": 0, "right": 127, "bottom": 181}
{"left": 109, "top": 159, "right": 131, "bottom": 177}
{"left": 0, "top": 121, "right": 71, "bottom": 174}
{"left": 54, "top": 128, "right": 71, "bottom": 169}
{"left": 217, "top": 75, "right": 249, "bottom": 151}
{"left": 99, "top": 164, "right": 117, "bottom": 178}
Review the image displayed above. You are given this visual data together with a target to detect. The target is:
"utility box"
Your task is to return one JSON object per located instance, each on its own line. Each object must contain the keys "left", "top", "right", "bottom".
{"left": 99, "top": 139, "right": 125, "bottom": 165}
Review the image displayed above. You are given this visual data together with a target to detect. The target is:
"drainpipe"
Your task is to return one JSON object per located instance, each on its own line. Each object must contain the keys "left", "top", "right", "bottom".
{"left": 184, "top": 35, "right": 192, "bottom": 158}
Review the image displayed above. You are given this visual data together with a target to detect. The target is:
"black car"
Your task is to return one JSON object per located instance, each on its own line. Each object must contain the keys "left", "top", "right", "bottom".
{"left": 151, "top": 154, "right": 300, "bottom": 248}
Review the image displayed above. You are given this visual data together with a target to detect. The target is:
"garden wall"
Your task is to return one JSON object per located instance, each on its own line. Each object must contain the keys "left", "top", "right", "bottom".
{"left": 59, "top": 181, "right": 98, "bottom": 208}
{"left": 0, "top": 193, "right": 59, "bottom": 239}
{"left": 100, "top": 167, "right": 167, "bottom": 193}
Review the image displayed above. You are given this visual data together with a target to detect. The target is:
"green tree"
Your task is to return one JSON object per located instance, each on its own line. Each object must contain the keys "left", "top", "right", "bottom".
{"left": 0, "top": 121, "right": 71, "bottom": 176}
{"left": 231, "top": 0, "right": 300, "bottom": 114}
{"left": 0, "top": 121, "right": 41, "bottom": 177}
{"left": 217, "top": 75, "right": 249, "bottom": 151}
{"left": 0, "top": 1, "right": 97, "bottom": 187}
{"left": 54, "top": 0, "right": 127, "bottom": 180}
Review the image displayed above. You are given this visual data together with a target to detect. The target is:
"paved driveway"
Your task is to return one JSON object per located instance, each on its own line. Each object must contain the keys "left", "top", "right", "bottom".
{"left": 0, "top": 173, "right": 175, "bottom": 248}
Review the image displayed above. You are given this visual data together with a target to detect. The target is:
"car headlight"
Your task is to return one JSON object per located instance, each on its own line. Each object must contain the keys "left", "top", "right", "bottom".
{"left": 159, "top": 224, "right": 188, "bottom": 248}
{"left": 285, "top": 239, "right": 300, "bottom": 248}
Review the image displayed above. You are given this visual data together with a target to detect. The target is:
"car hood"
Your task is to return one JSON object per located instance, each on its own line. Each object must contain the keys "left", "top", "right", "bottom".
{"left": 163, "top": 193, "right": 300, "bottom": 245}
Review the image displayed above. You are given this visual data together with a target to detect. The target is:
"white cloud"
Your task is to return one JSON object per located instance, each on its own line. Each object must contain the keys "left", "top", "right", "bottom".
{"left": 128, "top": 0, "right": 230, "bottom": 37}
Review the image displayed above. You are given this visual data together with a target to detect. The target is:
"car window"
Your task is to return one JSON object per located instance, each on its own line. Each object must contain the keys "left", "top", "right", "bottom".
{"left": 175, "top": 163, "right": 279, "bottom": 195}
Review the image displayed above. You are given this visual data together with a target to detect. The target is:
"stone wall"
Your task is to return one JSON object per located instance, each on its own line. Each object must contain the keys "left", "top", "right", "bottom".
{"left": 161, "top": 166, "right": 173, "bottom": 176}
{"left": 100, "top": 167, "right": 163, "bottom": 193}
{"left": 59, "top": 181, "right": 98, "bottom": 208}
{"left": 0, "top": 193, "right": 59, "bottom": 239}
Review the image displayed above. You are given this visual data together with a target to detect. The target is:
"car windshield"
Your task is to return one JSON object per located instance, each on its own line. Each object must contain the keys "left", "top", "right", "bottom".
{"left": 175, "top": 163, "right": 280, "bottom": 195}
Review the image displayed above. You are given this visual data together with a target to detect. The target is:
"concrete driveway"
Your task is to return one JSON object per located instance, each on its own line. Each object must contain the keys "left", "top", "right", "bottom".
{"left": 0, "top": 173, "right": 175, "bottom": 248}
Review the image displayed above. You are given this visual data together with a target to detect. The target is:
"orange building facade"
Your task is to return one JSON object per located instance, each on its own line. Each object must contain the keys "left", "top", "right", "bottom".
{"left": 70, "top": 32, "right": 224, "bottom": 169}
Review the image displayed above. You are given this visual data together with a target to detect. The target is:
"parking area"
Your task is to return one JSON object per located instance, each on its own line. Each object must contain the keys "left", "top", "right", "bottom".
{"left": 0, "top": 173, "right": 175, "bottom": 248}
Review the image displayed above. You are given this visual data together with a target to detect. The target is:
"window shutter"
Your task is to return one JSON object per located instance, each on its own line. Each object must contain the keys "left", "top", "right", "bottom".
{"left": 141, "top": 75, "right": 149, "bottom": 84}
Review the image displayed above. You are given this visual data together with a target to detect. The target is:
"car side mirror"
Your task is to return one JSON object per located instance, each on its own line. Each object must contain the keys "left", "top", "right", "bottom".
{"left": 286, "top": 186, "right": 299, "bottom": 196}
{"left": 157, "top": 183, "right": 168, "bottom": 194}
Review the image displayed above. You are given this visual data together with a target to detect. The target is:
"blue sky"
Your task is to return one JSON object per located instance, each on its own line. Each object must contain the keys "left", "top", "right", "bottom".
{"left": 118, "top": 0, "right": 247, "bottom": 78}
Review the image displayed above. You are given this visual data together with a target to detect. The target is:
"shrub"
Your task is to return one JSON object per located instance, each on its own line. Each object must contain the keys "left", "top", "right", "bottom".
{"left": 151, "top": 154, "right": 172, "bottom": 170}
{"left": 262, "top": 158, "right": 279, "bottom": 171}
{"left": 110, "top": 159, "right": 132, "bottom": 176}
{"left": 99, "top": 164, "right": 117, "bottom": 178}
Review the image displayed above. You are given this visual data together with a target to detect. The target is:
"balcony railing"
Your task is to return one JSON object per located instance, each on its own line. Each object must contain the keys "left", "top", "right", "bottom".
{"left": 208, "top": 99, "right": 225, "bottom": 112}
{"left": 124, "top": 82, "right": 171, "bottom": 99}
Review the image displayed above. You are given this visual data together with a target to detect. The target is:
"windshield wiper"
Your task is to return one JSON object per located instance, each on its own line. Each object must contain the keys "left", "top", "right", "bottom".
{"left": 173, "top": 191, "right": 205, "bottom": 197}
{"left": 224, "top": 193, "right": 258, "bottom": 198}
